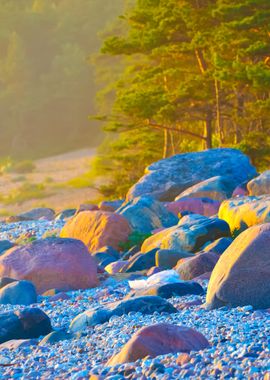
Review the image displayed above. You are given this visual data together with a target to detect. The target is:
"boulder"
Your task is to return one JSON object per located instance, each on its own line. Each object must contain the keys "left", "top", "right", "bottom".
{"left": 55, "top": 209, "right": 76, "bottom": 221}
{"left": 76, "top": 204, "right": 99, "bottom": 215}
{"left": 92, "top": 246, "right": 120, "bottom": 267}
{"left": 7, "top": 208, "right": 55, "bottom": 222}
{"left": 247, "top": 170, "right": 270, "bottom": 196}
{"left": 165, "top": 198, "right": 220, "bottom": 217}
{"left": 175, "top": 176, "right": 233, "bottom": 201}
{"left": 141, "top": 215, "right": 230, "bottom": 253}
{"left": 0, "top": 339, "right": 37, "bottom": 350}
{"left": 232, "top": 181, "right": 248, "bottom": 197}
{"left": 0, "top": 277, "right": 16, "bottom": 289}
{"left": 125, "top": 249, "right": 158, "bottom": 272}
{"left": 0, "top": 280, "right": 37, "bottom": 305}
{"left": 219, "top": 195, "right": 270, "bottom": 235}
{"left": 206, "top": 223, "right": 270, "bottom": 309}
{"left": 99, "top": 200, "right": 124, "bottom": 212}
{"left": 132, "top": 281, "right": 204, "bottom": 298}
{"left": 0, "top": 308, "right": 52, "bottom": 343}
{"left": 93, "top": 246, "right": 120, "bottom": 259}
{"left": 0, "top": 240, "right": 14, "bottom": 255}
{"left": 0, "top": 237, "right": 98, "bottom": 293}
{"left": 155, "top": 249, "right": 193, "bottom": 269}
{"left": 105, "top": 261, "right": 128, "bottom": 274}
{"left": 202, "top": 237, "right": 232, "bottom": 255}
{"left": 48, "top": 292, "right": 71, "bottom": 302}
{"left": 60, "top": 211, "right": 131, "bottom": 252}
{"left": 107, "top": 323, "right": 209, "bottom": 365}
{"left": 70, "top": 296, "right": 177, "bottom": 333}
{"left": 39, "top": 330, "right": 72, "bottom": 345}
{"left": 122, "top": 246, "right": 140, "bottom": 260}
{"left": 126, "top": 148, "right": 257, "bottom": 201}
{"left": 175, "top": 252, "right": 219, "bottom": 280}
{"left": 116, "top": 196, "right": 178, "bottom": 233}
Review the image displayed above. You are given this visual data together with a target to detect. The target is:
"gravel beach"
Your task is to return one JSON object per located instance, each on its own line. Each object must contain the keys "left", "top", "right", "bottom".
{"left": 0, "top": 220, "right": 268, "bottom": 380}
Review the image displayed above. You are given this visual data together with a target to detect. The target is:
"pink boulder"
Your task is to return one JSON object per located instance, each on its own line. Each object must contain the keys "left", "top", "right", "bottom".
{"left": 107, "top": 323, "right": 209, "bottom": 365}
{"left": 165, "top": 198, "right": 220, "bottom": 217}
{"left": 60, "top": 211, "right": 132, "bottom": 252}
{"left": 175, "top": 251, "right": 219, "bottom": 280}
{"left": 0, "top": 238, "right": 98, "bottom": 294}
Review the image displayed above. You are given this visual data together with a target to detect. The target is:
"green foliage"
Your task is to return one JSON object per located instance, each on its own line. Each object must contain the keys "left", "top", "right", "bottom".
{"left": 92, "top": 0, "right": 270, "bottom": 198}
{"left": 15, "top": 232, "right": 37, "bottom": 245}
{"left": 237, "top": 132, "right": 270, "bottom": 171}
{"left": 91, "top": 128, "right": 163, "bottom": 198}
{"left": 119, "top": 230, "right": 152, "bottom": 252}
{"left": 7, "top": 160, "right": 36, "bottom": 174}
{"left": 66, "top": 171, "right": 95, "bottom": 189}
{"left": 3, "top": 182, "right": 49, "bottom": 205}
{"left": 0, "top": 158, "right": 35, "bottom": 174}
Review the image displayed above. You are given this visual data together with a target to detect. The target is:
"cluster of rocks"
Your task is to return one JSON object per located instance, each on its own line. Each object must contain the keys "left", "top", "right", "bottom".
{"left": 0, "top": 148, "right": 269, "bottom": 379}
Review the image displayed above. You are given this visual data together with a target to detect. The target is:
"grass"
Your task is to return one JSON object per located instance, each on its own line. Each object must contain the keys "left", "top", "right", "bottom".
{"left": 0, "top": 158, "right": 36, "bottom": 174}
{"left": 66, "top": 170, "right": 96, "bottom": 189}
{"left": 1, "top": 182, "right": 50, "bottom": 205}
{"left": 0, "top": 208, "right": 12, "bottom": 217}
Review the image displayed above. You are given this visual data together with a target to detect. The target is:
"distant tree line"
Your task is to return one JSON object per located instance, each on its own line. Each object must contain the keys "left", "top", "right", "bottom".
{"left": 93, "top": 0, "right": 270, "bottom": 198}
{"left": 0, "top": 0, "right": 123, "bottom": 159}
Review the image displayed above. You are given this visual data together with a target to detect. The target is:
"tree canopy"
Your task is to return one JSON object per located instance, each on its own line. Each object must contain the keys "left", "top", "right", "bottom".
{"left": 93, "top": 0, "right": 270, "bottom": 197}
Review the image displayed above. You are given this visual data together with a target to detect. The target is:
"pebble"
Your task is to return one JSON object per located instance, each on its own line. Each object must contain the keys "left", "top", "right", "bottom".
{"left": 0, "top": 220, "right": 269, "bottom": 379}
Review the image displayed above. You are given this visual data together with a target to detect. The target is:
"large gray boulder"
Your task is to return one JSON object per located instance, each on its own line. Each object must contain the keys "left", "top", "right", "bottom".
{"left": 0, "top": 280, "right": 37, "bottom": 305}
{"left": 141, "top": 215, "right": 231, "bottom": 253}
{"left": 117, "top": 196, "right": 178, "bottom": 233}
{"left": 175, "top": 176, "right": 233, "bottom": 201}
{"left": 126, "top": 149, "right": 257, "bottom": 201}
{"left": 206, "top": 223, "right": 270, "bottom": 309}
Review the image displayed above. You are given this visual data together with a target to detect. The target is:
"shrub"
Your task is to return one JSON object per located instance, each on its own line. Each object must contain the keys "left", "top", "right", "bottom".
{"left": 119, "top": 231, "right": 152, "bottom": 252}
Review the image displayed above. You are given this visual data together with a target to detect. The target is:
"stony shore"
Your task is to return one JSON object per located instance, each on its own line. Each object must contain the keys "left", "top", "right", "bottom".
{"left": 0, "top": 267, "right": 268, "bottom": 379}
{"left": 0, "top": 149, "right": 269, "bottom": 379}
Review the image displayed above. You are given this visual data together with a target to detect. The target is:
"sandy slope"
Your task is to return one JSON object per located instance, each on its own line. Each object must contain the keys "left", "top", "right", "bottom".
{"left": 0, "top": 148, "right": 101, "bottom": 216}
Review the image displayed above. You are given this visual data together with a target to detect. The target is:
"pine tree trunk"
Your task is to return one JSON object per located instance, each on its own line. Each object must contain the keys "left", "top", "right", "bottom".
{"left": 163, "top": 129, "right": 169, "bottom": 158}
{"left": 204, "top": 110, "right": 213, "bottom": 149}
{"left": 169, "top": 130, "right": 176, "bottom": 155}
{"left": 235, "top": 92, "right": 244, "bottom": 143}
{"left": 214, "top": 78, "right": 224, "bottom": 144}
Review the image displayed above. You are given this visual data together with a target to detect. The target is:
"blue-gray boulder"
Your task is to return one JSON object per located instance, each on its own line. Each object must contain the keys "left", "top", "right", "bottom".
{"left": 70, "top": 296, "right": 177, "bottom": 333}
{"left": 0, "top": 241, "right": 14, "bottom": 255}
{"left": 141, "top": 214, "right": 231, "bottom": 253}
{"left": 131, "top": 281, "right": 204, "bottom": 299}
{"left": 0, "top": 280, "right": 37, "bottom": 305}
{"left": 117, "top": 196, "right": 178, "bottom": 233}
{"left": 124, "top": 248, "right": 158, "bottom": 272}
{"left": 127, "top": 149, "right": 257, "bottom": 201}
{"left": 39, "top": 330, "right": 73, "bottom": 345}
{"left": 202, "top": 237, "right": 233, "bottom": 255}
{"left": 92, "top": 246, "right": 120, "bottom": 267}
{"left": 0, "top": 308, "right": 52, "bottom": 343}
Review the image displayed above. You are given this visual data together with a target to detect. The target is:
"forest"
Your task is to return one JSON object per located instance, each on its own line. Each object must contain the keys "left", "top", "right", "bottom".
{"left": 93, "top": 0, "right": 270, "bottom": 198}
{"left": 0, "top": 0, "right": 123, "bottom": 158}
{"left": 0, "top": 0, "right": 270, "bottom": 199}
